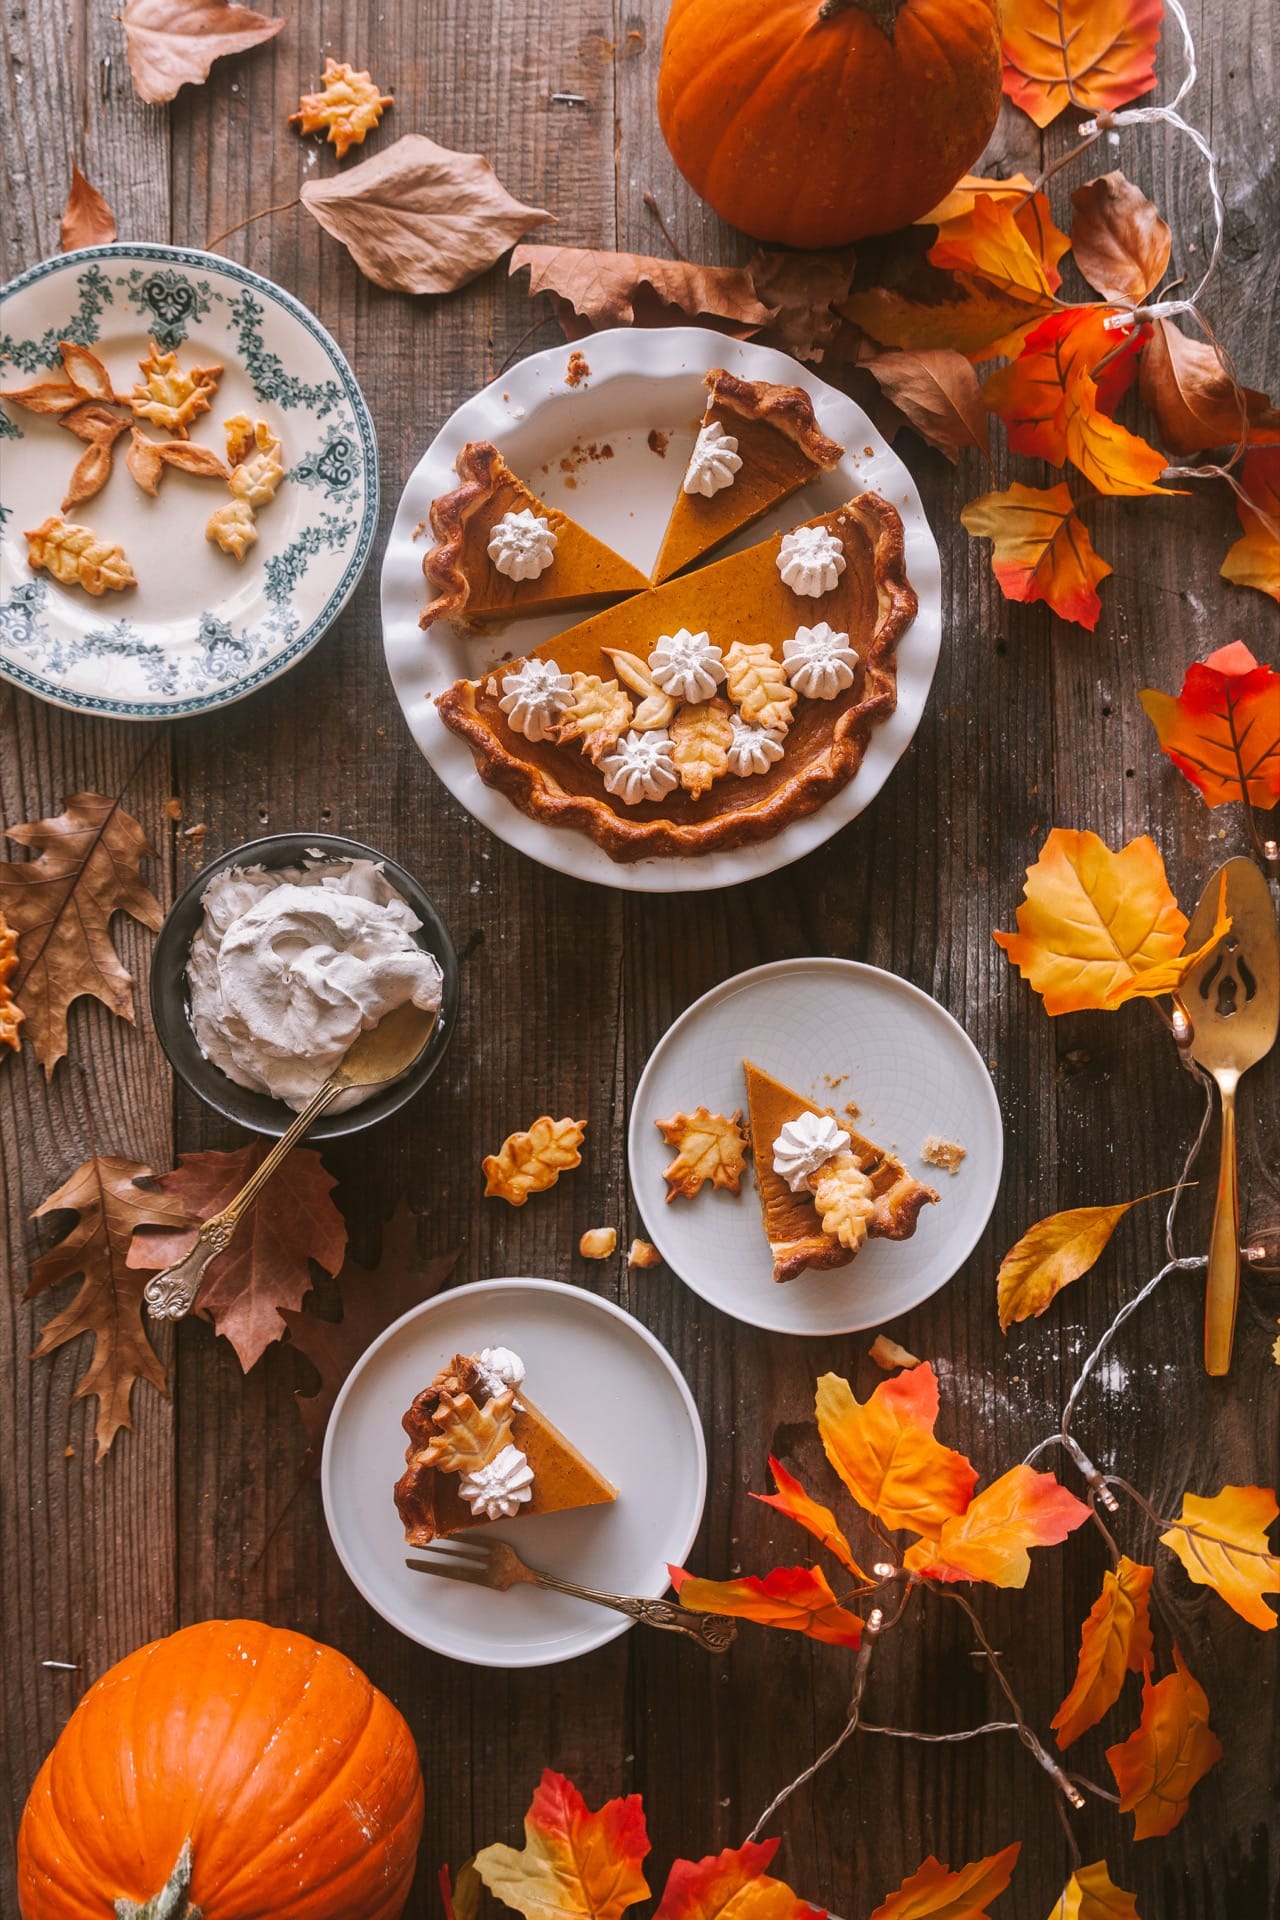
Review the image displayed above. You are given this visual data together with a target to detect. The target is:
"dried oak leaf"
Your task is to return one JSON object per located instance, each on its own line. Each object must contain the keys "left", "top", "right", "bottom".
{"left": 0, "top": 908, "right": 24, "bottom": 1053}
{"left": 26, "top": 1154, "right": 191, "bottom": 1459}
{"left": 815, "top": 1364, "right": 977, "bottom": 1540}
{"left": 860, "top": 347, "right": 990, "bottom": 463}
{"left": 131, "top": 339, "right": 222, "bottom": 437}
{"left": 1159, "top": 1485, "right": 1280, "bottom": 1631}
{"left": 122, "top": 0, "right": 285, "bottom": 106}
{"left": 61, "top": 164, "right": 117, "bottom": 251}
{"left": 656, "top": 1106, "right": 747, "bottom": 1201}
{"left": 302, "top": 134, "right": 551, "bottom": 296}
{"left": 752, "top": 1455, "right": 868, "bottom": 1580}
{"left": 961, "top": 482, "right": 1111, "bottom": 630}
{"left": 867, "top": 1845, "right": 1021, "bottom": 1920}
{"left": 1070, "top": 171, "right": 1171, "bottom": 305}
{"left": 903, "top": 1463, "right": 1089, "bottom": 1588}
{"left": 654, "top": 1839, "right": 820, "bottom": 1920}
{"left": 1139, "top": 320, "right": 1280, "bottom": 457}
{"left": 1222, "top": 447, "right": 1280, "bottom": 603}
{"left": 511, "top": 244, "right": 773, "bottom": 341}
{"left": 26, "top": 517, "right": 136, "bottom": 596}
{"left": 1001, "top": 0, "right": 1163, "bottom": 129}
{"left": 1140, "top": 641, "right": 1280, "bottom": 808}
{"left": 290, "top": 58, "right": 394, "bottom": 161}
{"left": 997, "top": 1190, "right": 1175, "bottom": 1331}
{"left": 1105, "top": 1647, "right": 1222, "bottom": 1839}
{"left": 1050, "top": 1863, "right": 1141, "bottom": 1920}
{"left": 483, "top": 1115, "right": 586, "bottom": 1205}
{"left": 126, "top": 1143, "right": 347, "bottom": 1371}
{"left": 474, "top": 1770, "right": 651, "bottom": 1920}
{"left": 669, "top": 1562, "right": 863, "bottom": 1649}
{"left": 1052, "top": 1556, "right": 1154, "bottom": 1748}
{"left": 0, "top": 791, "right": 162, "bottom": 1074}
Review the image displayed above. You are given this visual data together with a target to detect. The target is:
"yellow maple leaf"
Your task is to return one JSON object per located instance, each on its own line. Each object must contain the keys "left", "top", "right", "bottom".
{"left": 1047, "top": 1861, "right": 1141, "bottom": 1920}
{"left": 1159, "top": 1485, "right": 1280, "bottom": 1631}
{"left": 656, "top": 1107, "right": 747, "bottom": 1201}
{"left": 997, "top": 1188, "right": 1177, "bottom": 1332}
{"left": 420, "top": 1388, "right": 515, "bottom": 1473}
{"left": 483, "top": 1115, "right": 586, "bottom": 1205}
{"left": 290, "top": 58, "right": 394, "bottom": 161}
{"left": 993, "top": 828, "right": 1189, "bottom": 1014}
{"left": 25, "top": 516, "right": 136, "bottom": 595}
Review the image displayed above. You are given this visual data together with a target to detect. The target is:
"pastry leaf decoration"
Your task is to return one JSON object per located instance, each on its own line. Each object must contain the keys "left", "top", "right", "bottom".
{"left": 290, "top": 58, "right": 394, "bottom": 161}
{"left": 422, "top": 1389, "right": 516, "bottom": 1474}
{"left": 655, "top": 1107, "right": 748, "bottom": 1201}
{"left": 483, "top": 1115, "right": 587, "bottom": 1205}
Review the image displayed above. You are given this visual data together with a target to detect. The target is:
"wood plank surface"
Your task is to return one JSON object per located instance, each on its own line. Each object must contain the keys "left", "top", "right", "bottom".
{"left": 2, "top": 0, "right": 1277, "bottom": 1915}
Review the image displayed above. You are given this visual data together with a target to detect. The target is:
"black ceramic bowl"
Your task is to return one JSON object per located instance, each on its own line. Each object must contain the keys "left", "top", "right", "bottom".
{"left": 151, "top": 832, "right": 458, "bottom": 1140}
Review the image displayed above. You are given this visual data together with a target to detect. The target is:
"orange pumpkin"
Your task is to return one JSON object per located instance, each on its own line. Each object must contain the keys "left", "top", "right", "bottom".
{"left": 658, "top": 0, "right": 1004, "bottom": 248}
{"left": 17, "top": 1620, "right": 424, "bottom": 1920}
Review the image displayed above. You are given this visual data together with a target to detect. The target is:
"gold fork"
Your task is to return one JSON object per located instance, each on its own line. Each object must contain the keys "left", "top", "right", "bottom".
{"left": 406, "top": 1538, "right": 737, "bottom": 1651}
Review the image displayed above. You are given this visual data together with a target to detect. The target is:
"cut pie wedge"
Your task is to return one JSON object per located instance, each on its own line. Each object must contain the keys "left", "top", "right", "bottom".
{"left": 651, "top": 370, "right": 843, "bottom": 584}
{"left": 743, "top": 1060, "right": 939, "bottom": 1283}
{"left": 421, "top": 441, "right": 650, "bottom": 628}
{"left": 394, "top": 1349, "right": 617, "bottom": 1544}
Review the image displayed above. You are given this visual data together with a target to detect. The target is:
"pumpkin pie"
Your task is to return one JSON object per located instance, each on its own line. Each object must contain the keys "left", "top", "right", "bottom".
{"left": 421, "top": 441, "right": 650, "bottom": 628}
{"left": 394, "top": 1346, "right": 617, "bottom": 1544}
{"left": 651, "top": 370, "right": 843, "bottom": 584}
{"left": 743, "top": 1060, "right": 938, "bottom": 1283}
{"left": 436, "top": 491, "right": 916, "bottom": 861}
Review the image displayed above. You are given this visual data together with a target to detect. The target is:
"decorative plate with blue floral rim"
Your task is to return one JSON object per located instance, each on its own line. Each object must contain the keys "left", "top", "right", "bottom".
{"left": 0, "top": 244, "right": 377, "bottom": 718}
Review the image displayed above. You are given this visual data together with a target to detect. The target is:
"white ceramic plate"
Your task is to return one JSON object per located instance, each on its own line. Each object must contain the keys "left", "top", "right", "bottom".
{"left": 0, "top": 244, "right": 377, "bottom": 717}
{"left": 381, "top": 327, "right": 942, "bottom": 892}
{"left": 628, "top": 960, "right": 1003, "bottom": 1335}
{"left": 321, "top": 1277, "right": 707, "bottom": 1667}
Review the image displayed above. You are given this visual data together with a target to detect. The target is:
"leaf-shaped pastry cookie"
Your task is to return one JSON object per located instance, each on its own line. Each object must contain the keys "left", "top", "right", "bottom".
{"left": 671, "top": 700, "right": 734, "bottom": 798}
{"left": 26, "top": 517, "right": 136, "bottom": 595}
{"left": 131, "top": 339, "right": 222, "bottom": 437}
{"left": 483, "top": 1115, "right": 587, "bottom": 1205}
{"left": 289, "top": 58, "right": 394, "bottom": 161}
{"left": 225, "top": 415, "right": 285, "bottom": 506}
{"left": 602, "top": 648, "right": 676, "bottom": 730}
{"left": 554, "top": 675, "right": 634, "bottom": 763}
{"left": 656, "top": 1107, "right": 747, "bottom": 1201}
{"left": 0, "top": 909, "right": 23, "bottom": 1053}
{"left": 61, "top": 443, "right": 115, "bottom": 512}
{"left": 422, "top": 1388, "right": 515, "bottom": 1473}
{"left": 206, "top": 497, "right": 258, "bottom": 561}
{"left": 725, "top": 642, "right": 796, "bottom": 733}
{"left": 810, "top": 1154, "right": 875, "bottom": 1250}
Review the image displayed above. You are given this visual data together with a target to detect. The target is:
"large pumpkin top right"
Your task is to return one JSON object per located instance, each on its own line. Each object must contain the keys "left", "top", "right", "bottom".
{"left": 657, "top": 0, "right": 1003, "bottom": 249}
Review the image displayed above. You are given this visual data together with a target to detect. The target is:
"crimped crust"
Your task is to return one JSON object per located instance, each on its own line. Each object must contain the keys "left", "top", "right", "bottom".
{"left": 436, "top": 492, "right": 917, "bottom": 863}
{"left": 420, "top": 441, "right": 507, "bottom": 628}
{"left": 702, "top": 368, "right": 843, "bottom": 470}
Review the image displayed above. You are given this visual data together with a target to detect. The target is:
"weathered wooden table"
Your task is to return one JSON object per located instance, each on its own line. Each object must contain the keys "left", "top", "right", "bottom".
{"left": 3, "top": 3, "right": 1277, "bottom": 1915}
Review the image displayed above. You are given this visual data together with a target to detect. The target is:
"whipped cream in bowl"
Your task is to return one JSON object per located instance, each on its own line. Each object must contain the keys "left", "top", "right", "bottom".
{"left": 151, "top": 833, "right": 458, "bottom": 1139}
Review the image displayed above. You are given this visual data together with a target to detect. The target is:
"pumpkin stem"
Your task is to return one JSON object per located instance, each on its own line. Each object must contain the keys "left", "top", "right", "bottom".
{"left": 818, "top": 0, "right": 902, "bottom": 38}
{"left": 114, "top": 1841, "right": 203, "bottom": 1920}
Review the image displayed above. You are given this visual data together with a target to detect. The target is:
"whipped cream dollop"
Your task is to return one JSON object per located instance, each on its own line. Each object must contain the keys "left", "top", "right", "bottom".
{"left": 499, "top": 658, "right": 573, "bottom": 741}
{"left": 683, "top": 419, "right": 742, "bottom": 497}
{"left": 726, "top": 712, "right": 786, "bottom": 778}
{"left": 474, "top": 1345, "right": 526, "bottom": 1399}
{"left": 459, "top": 1442, "right": 535, "bottom": 1521}
{"left": 186, "top": 857, "right": 443, "bottom": 1113}
{"left": 600, "top": 728, "right": 679, "bottom": 806}
{"left": 487, "top": 508, "right": 557, "bottom": 580}
{"left": 783, "top": 623, "right": 860, "bottom": 700}
{"left": 649, "top": 628, "right": 726, "bottom": 703}
{"left": 773, "top": 1111, "right": 852, "bottom": 1192}
{"left": 777, "top": 526, "right": 846, "bottom": 597}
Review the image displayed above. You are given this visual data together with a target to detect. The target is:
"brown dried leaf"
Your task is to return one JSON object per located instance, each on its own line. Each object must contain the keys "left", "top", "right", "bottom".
{"left": 61, "top": 165, "right": 117, "bottom": 251}
{"left": 1070, "top": 172, "right": 1171, "bottom": 305}
{"left": 422, "top": 1389, "right": 515, "bottom": 1472}
{"left": 861, "top": 347, "right": 990, "bottom": 463}
{"left": 656, "top": 1107, "right": 748, "bottom": 1202}
{"left": 1139, "top": 319, "right": 1280, "bottom": 456}
{"left": 290, "top": 57, "right": 394, "bottom": 161}
{"left": 26, "top": 517, "right": 136, "bottom": 596}
{"left": 302, "top": 133, "right": 551, "bottom": 295}
{"left": 0, "top": 909, "right": 24, "bottom": 1053}
{"left": 483, "top": 1115, "right": 587, "bottom": 1205}
{"left": 750, "top": 246, "right": 858, "bottom": 363}
{"left": 122, "top": 0, "right": 285, "bottom": 105}
{"left": 27, "top": 1154, "right": 191, "bottom": 1458}
{"left": 511, "top": 244, "right": 773, "bottom": 340}
{"left": 61, "top": 442, "right": 114, "bottom": 511}
{"left": 126, "top": 1143, "right": 348, "bottom": 1371}
{"left": 61, "top": 403, "right": 131, "bottom": 446}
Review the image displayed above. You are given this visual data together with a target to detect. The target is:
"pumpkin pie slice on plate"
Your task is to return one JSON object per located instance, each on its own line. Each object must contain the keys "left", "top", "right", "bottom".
{"left": 651, "top": 370, "right": 844, "bottom": 584}
{"left": 436, "top": 492, "right": 916, "bottom": 862}
{"left": 422, "top": 441, "right": 650, "bottom": 628}
{"left": 743, "top": 1059, "right": 938, "bottom": 1283}
{"left": 394, "top": 1345, "right": 617, "bottom": 1545}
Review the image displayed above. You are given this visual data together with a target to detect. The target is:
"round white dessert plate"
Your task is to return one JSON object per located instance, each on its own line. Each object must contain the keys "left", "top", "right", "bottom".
{"left": 381, "top": 326, "right": 942, "bottom": 892}
{"left": 628, "top": 959, "right": 1004, "bottom": 1335}
{"left": 0, "top": 244, "right": 377, "bottom": 717}
{"left": 322, "top": 1277, "right": 707, "bottom": 1667}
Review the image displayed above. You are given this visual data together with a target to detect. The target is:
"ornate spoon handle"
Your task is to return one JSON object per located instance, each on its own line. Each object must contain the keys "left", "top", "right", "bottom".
{"left": 534, "top": 1571, "right": 736, "bottom": 1650}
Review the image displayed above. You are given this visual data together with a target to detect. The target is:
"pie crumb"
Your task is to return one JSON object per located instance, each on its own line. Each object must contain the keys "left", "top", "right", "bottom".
{"left": 922, "top": 1134, "right": 966, "bottom": 1175}
{"left": 628, "top": 1238, "right": 661, "bottom": 1269}
{"left": 565, "top": 351, "right": 591, "bottom": 388}
{"left": 843, "top": 1098, "right": 861, "bottom": 1122}
{"left": 647, "top": 428, "right": 668, "bottom": 456}
{"left": 579, "top": 1227, "right": 617, "bottom": 1259}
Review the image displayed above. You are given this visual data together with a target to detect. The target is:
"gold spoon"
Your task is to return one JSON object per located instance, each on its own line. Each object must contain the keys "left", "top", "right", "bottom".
{"left": 1176, "top": 858, "right": 1279, "bottom": 1376}
{"left": 143, "top": 1001, "right": 437, "bottom": 1322}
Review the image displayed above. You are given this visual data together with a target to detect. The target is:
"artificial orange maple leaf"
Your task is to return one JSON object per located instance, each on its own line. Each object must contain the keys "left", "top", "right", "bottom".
{"left": 1109, "top": 874, "right": 1230, "bottom": 1003}
{"left": 290, "top": 58, "right": 394, "bottom": 161}
{"left": 474, "top": 1769, "right": 651, "bottom": 1920}
{"left": 841, "top": 277, "right": 1055, "bottom": 361}
{"left": 752, "top": 1455, "right": 868, "bottom": 1579}
{"left": 1159, "top": 1485, "right": 1280, "bottom": 1631}
{"left": 669, "top": 1563, "right": 863, "bottom": 1649}
{"left": 654, "top": 1840, "right": 821, "bottom": 1920}
{"left": 1221, "top": 448, "right": 1280, "bottom": 603}
{"left": 1105, "top": 1648, "right": 1221, "bottom": 1839}
{"left": 868, "top": 1843, "right": 1021, "bottom": 1920}
{"left": 1139, "top": 640, "right": 1280, "bottom": 808}
{"left": 1001, "top": 0, "right": 1162, "bottom": 129}
{"left": 26, "top": 1154, "right": 191, "bottom": 1459}
{"left": 1049, "top": 1861, "right": 1141, "bottom": 1920}
{"left": 994, "top": 828, "right": 1190, "bottom": 1014}
{"left": 903, "top": 1464, "right": 1089, "bottom": 1588}
{"left": 0, "top": 790, "right": 163, "bottom": 1074}
{"left": 997, "top": 1194, "right": 1173, "bottom": 1332}
{"left": 1052, "top": 1557, "right": 1154, "bottom": 1748}
{"left": 961, "top": 482, "right": 1111, "bottom": 630}
{"left": 928, "top": 194, "right": 1060, "bottom": 307}
{"left": 815, "top": 1365, "right": 977, "bottom": 1541}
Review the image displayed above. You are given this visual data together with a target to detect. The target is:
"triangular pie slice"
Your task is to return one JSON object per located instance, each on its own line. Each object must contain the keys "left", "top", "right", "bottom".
{"left": 651, "top": 370, "right": 844, "bottom": 584}
{"left": 394, "top": 1349, "right": 617, "bottom": 1544}
{"left": 421, "top": 441, "right": 650, "bottom": 628}
{"left": 436, "top": 492, "right": 916, "bottom": 862}
{"left": 743, "top": 1060, "right": 939, "bottom": 1284}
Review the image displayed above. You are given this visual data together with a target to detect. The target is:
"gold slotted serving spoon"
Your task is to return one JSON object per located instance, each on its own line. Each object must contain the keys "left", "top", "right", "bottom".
{"left": 1177, "top": 858, "right": 1280, "bottom": 1377}
{"left": 144, "top": 1001, "right": 437, "bottom": 1322}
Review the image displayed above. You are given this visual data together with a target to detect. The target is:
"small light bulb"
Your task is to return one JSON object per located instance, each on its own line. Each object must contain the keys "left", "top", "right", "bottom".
{"left": 868, "top": 1608, "right": 884, "bottom": 1632}
{"left": 872, "top": 1562, "right": 896, "bottom": 1579}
